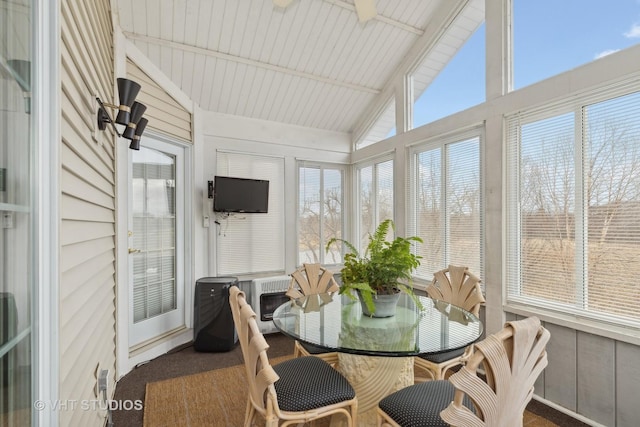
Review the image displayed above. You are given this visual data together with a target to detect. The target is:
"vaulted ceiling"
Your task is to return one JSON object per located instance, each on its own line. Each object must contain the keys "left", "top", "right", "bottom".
{"left": 115, "top": 0, "right": 484, "bottom": 140}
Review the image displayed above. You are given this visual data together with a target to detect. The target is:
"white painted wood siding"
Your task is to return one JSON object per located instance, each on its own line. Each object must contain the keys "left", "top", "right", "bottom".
{"left": 127, "top": 60, "right": 192, "bottom": 142}
{"left": 60, "top": 0, "right": 116, "bottom": 425}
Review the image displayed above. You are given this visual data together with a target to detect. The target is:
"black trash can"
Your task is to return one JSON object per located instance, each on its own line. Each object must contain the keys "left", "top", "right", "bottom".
{"left": 193, "top": 277, "right": 238, "bottom": 352}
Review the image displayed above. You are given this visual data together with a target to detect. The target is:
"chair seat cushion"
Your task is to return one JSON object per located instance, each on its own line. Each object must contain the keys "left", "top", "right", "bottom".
{"left": 378, "top": 380, "right": 474, "bottom": 427}
{"left": 273, "top": 356, "right": 355, "bottom": 412}
{"left": 418, "top": 347, "right": 465, "bottom": 363}
{"left": 299, "top": 341, "right": 333, "bottom": 355}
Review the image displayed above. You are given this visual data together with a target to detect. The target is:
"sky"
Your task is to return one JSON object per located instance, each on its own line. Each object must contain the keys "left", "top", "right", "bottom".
{"left": 412, "top": 0, "right": 640, "bottom": 128}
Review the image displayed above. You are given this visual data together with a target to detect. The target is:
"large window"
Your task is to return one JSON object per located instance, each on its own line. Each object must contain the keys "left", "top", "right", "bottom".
{"left": 506, "top": 87, "right": 640, "bottom": 325}
{"left": 513, "top": 0, "right": 640, "bottom": 90}
{"left": 216, "top": 152, "right": 285, "bottom": 274}
{"left": 357, "top": 158, "right": 394, "bottom": 252}
{"left": 298, "top": 163, "right": 344, "bottom": 265}
{"left": 410, "top": 134, "right": 482, "bottom": 281}
{"left": 1, "top": 0, "right": 33, "bottom": 424}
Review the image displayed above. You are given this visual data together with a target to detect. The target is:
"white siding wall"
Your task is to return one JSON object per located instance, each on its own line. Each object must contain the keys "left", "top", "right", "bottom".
{"left": 60, "top": 0, "right": 116, "bottom": 425}
{"left": 127, "top": 60, "right": 192, "bottom": 142}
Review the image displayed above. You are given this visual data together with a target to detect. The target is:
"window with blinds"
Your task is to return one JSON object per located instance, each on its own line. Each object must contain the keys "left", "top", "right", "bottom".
{"left": 410, "top": 135, "right": 482, "bottom": 281}
{"left": 357, "top": 158, "right": 394, "bottom": 252}
{"left": 506, "top": 88, "right": 640, "bottom": 325}
{"left": 216, "top": 152, "right": 285, "bottom": 275}
{"left": 298, "top": 163, "right": 344, "bottom": 265}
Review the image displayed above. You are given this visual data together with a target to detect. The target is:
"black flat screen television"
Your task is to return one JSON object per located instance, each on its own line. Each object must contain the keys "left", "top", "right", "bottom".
{"left": 213, "top": 176, "right": 269, "bottom": 213}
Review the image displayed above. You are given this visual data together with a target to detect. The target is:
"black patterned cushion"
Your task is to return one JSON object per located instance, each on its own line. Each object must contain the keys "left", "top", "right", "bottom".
{"left": 272, "top": 356, "right": 355, "bottom": 412}
{"left": 378, "top": 380, "right": 474, "bottom": 427}
{"left": 299, "top": 341, "right": 333, "bottom": 355}
{"left": 418, "top": 347, "right": 465, "bottom": 363}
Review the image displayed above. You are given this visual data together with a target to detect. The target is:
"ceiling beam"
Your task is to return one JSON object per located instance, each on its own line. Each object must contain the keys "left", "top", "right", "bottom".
{"left": 123, "top": 32, "right": 381, "bottom": 95}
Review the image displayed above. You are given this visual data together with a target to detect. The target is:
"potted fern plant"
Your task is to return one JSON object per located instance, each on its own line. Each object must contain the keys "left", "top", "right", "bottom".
{"left": 326, "top": 219, "right": 424, "bottom": 317}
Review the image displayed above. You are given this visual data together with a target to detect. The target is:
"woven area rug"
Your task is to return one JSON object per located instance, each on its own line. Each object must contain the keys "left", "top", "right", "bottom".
{"left": 143, "top": 356, "right": 292, "bottom": 427}
{"left": 144, "top": 355, "right": 556, "bottom": 427}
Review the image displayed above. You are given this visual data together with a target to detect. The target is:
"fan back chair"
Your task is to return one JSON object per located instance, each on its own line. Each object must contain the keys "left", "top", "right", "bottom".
{"left": 229, "top": 286, "right": 358, "bottom": 427}
{"left": 378, "top": 316, "right": 550, "bottom": 427}
{"left": 286, "top": 263, "right": 340, "bottom": 366}
{"left": 414, "top": 265, "right": 486, "bottom": 381}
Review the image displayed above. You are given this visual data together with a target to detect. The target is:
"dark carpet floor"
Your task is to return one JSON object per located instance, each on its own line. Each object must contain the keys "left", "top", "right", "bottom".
{"left": 112, "top": 333, "right": 588, "bottom": 427}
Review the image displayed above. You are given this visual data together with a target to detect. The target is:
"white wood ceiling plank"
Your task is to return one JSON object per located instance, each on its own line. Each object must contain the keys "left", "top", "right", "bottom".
{"left": 286, "top": 75, "right": 317, "bottom": 125}
{"left": 238, "top": 65, "right": 265, "bottom": 117}
{"left": 171, "top": 48, "right": 185, "bottom": 89}
{"left": 171, "top": 0, "right": 187, "bottom": 44}
{"left": 234, "top": 64, "right": 258, "bottom": 116}
{"left": 224, "top": 62, "right": 248, "bottom": 114}
{"left": 227, "top": 0, "right": 251, "bottom": 57}
{"left": 328, "top": 88, "right": 365, "bottom": 132}
{"left": 275, "top": 75, "right": 302, "bottom": 123}
{"left": 302, "top": 6, "right": 348, "bottom": 75}
{"left": 334, "top": 22, "right": 390, "bottom": 85}
{"left": 248, "top": 0, "right": 275, "bottom": 60}
{"left": 275, "top": 0, "right": 313, "bottom": 69}
{"left": 159, "top": 45, "right": 173, "bottom": 82}
{"left": 180, "top": 51, "right": 197, "bottom": 96}
{"left": 199, "top": 57, "right": 217, "bottom": 110}
{"left": 322, "top": 8, "right": 363, "bottom": 81}
{"left": 237, "top": 0, "right": 265, "bottom": 58}
{"left": 218, "top": 61, "right": 238, "bottom": 114}
{"left": 206, "top": 0, "right": 227, "bottom": 52}
{"left": 251, "top": 68, "right": 277, "bottom": 119}
{"left": 209, "top": 58, "right": 228, "bottom": 111}
{"left": 141, "top": 0, "right": 158, "bottom": 38}
{"left": 365, "top": 31, "right": 416, "bottom": 88}
{"left": 296, "top": 80, "right": 324, "bottom": 127}
{"left": 182, "top": 0, "right": 200, "bottom": 46}
{"left": 117, "top": 0, "right": 134, "bottom": 33}
{"left": 261, "top": 71, "right": 287, "bottom": 121}
{"left": 309, "top": 84, "right": 340, "bottom": 129}
{"left": 158, "top": 0, "right": 174, "bottom": 41}
{"left": 289, "top": 1, "right": 330, "bottom": 73}
{"left": 194, "top": 0, "right": 213, "bottom": 48}
{"left": 350, "top": 24, "right": 403, "bottom": 88}
{"left": 258, "top": 6, "right": 287, "bottom": 64}
{"left": 218, "top": 0, "right": 240, "bottom": 54}
{"left": 188, "top": 53, "right": 207, "bottom": 105}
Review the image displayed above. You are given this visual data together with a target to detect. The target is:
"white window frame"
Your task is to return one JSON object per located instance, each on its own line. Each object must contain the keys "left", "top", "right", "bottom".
{"left": 408, "top": 127, "right": 484, "bottom": 281}
{"left": 505, "top": 82, "right": 640, "bottom": 331}
{"left": 296, "top": 161, "right": 347, "bottom": 266}
{"left": 355, "top": 154, "right": 395, "bottom": 252}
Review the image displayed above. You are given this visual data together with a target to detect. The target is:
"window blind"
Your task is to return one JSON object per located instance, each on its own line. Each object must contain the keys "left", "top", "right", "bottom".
{"left": 357, "top": 158, "right": 393, "bottom": 252}
{"left": 506, "top": 89, "right": 640, "bottom": 325}
{"left": 216, "top": 152, "right": 285, "bottom": 275}
{"left": 410, "top": 136, "right": 482, "bottom": 281}
{"left": 298, "top": 164, "right": 344, "bottom": 265}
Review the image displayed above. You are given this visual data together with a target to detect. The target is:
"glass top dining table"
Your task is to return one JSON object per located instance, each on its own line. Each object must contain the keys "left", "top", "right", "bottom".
{"left": 272, "top": 292, "right": 484, "bottom": 357}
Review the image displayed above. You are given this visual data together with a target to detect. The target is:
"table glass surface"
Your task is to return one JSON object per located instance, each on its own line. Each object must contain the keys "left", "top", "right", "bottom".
{"left": 272, "top": 292, "right": 483, "bottom": 357}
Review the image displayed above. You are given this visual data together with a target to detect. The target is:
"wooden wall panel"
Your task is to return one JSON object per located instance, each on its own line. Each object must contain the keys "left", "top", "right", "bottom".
{"left": 615, "top": 341, "right": 640, "bottom": 426}
{"left": 577, "top": 332, "right": 616, "bottom": 426}
{"left": 543, "top": 323, "right": 577, "bottom": 410}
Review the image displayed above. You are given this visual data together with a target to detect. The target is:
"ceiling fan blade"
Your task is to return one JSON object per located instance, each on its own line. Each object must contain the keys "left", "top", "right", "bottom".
{"left": 273, "top": 0, "right": 295, "bottom": 8}
{"left": 354, "top": 0, "right": 377, "bottom": 23}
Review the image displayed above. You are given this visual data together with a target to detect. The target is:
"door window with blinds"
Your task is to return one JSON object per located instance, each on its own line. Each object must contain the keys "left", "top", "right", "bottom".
{"left": 216, "top": 152, "right": 284, "bottom": 275}
{"left": 129, "top": 137, "right": 185, "bottom": 346}
{"left": 357, "top": 158, "right": 394, "bottom": 251}
{"left": 506, "top": 87, "right": 640, "bottom": 326}
{"left": 409, "top": 134, "right": 483, "bottom": 281}
{"left": 298, "top": 163, "right": 345, "bottom": 265}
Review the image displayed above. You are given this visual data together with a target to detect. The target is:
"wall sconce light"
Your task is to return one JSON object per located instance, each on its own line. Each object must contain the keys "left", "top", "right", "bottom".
{"left": 96, "top": 78, "right": 148, "bottom": 150}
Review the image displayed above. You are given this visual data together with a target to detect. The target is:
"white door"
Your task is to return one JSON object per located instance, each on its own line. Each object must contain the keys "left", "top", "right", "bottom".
{"left": 128, "top": 136, "right": 186, "bottom": 346}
